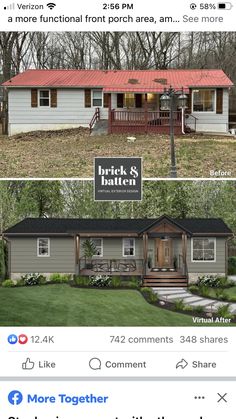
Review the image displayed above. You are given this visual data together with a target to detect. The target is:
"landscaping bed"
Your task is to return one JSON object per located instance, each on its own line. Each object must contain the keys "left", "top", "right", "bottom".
{"left": 188, "top": 275, "right": 236, "bottom": 303}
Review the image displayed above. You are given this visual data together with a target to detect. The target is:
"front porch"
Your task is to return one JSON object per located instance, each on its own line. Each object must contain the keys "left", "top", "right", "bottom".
{"left": 79, "top": 258, "right": 144, "bottom": 277}
{"left": 108, "top": 109, "right": 184, "bottom": 134}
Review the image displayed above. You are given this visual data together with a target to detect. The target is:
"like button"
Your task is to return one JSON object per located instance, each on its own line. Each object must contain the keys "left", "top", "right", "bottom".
{"left": 22, "top": 358, "right": 35, "bottom": 370}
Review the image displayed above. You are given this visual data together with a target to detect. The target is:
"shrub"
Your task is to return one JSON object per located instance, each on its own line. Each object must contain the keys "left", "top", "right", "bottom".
{"left": 89, "top": 275, "right": 111, "bottom": 287}
{"left": 15, "top": 279, "right": 25, "bottom": 287}
{"left": 21, "top": 273, "right": 46, "bottom": 286}
{"left": 194, "top": 305, "right": 204, "bottom": 314}
{"left": 198, "top": 285, "right": 210, "bottom": 298}
{"left": 215, "top": 288, "right": 228, "bottom": 301}
{"left": 173, "top": 299, "right": 186, "bottom": 311}
{"left": 130, "top": 277, "right": 141, "bottom": 288}
{"left": 49, "top": 273, "right": 71, "bottom": 283}
{"left": 198, "top": 275, "right": 232, "bottom": 289}
{"left": 216, "top": 304, "right": 233, "bottom": 319}
{"left": 1, "top": 279, "right": 15, "bottom": 287}
{"left": 188, "top": 285, "right": 199, "bottom": 293}
{"left": 183, "top": 305, "right": 193, "bottom": 312}
{"left": 111, "top": 276, "right": 121, "bottom": 288}
{"left": 140, "top": 287, "right": 158, "bottom": 303}
{"left": 228, "top": 256, "right": 236, "bottom": 275}
{"left": 74, "top": 276, "right": 91, "bottom": 287}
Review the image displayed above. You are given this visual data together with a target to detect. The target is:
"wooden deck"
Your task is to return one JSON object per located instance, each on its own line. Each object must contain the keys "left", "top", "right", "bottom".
{"left": 109, "top": 110, "right": 183, "bottom": 134}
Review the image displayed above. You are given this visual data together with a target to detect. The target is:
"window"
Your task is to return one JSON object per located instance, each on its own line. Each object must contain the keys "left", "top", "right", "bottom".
{"left": 123, "top": 238, "right": 135, "bottom": 257}
{"left": 92, "top": 89, "right": 103, "bottom": 107}
{"left": 124, "top": 93, "right": 135, "bottom": 108}
{"left": 37, "top": 238, "right": 50, "bottom": 257}
{"left": 191, "top": 238, "right": 216, "bottom": 262}
{"left": 91, "top": 238, "right": 103, "bottom": 257}
{"left": 192, "top": 89, "right": 215, "bottom": 112}
{"left": 39, "top": 90, "right": 50, "bottom": 107}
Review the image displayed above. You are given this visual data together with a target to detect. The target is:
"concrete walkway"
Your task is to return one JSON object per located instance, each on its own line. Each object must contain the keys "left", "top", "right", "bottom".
{"left": 153, "top": 287, "right": 236, "bottom": 314}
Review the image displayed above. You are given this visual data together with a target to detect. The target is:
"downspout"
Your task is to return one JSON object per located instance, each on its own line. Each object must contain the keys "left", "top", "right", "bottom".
{"left": 181, "top": 107, "right": 185, "bottom": 135}
{"left": 226, "top": 235, "right": 234, "bottom": 276}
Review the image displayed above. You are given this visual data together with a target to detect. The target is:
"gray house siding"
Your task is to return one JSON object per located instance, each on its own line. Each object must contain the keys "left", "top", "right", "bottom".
{"left": 8, "top": 235, "right": 227, "bottom": 280}
{"left": 9, "top": 237, "right": 75, "bottom": 278}
{"left": 8, "top": 89, "right": 117, "bottom": 135}
{"left": 80, "top": 237, "right": 144, "bottom": 259}
{"left": 187, "top": 88, "right": 229, "bottom": 133}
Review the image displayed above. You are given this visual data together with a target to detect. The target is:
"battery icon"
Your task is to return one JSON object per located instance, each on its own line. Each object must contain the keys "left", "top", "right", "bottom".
{"left": 218, "top": 2, "right": 233, "bottom": 9}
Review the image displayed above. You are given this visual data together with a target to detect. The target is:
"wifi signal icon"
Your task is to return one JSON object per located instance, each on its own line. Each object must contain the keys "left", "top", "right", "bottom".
{"left": 47, "top": 2, "right": 56, "bottom": 9}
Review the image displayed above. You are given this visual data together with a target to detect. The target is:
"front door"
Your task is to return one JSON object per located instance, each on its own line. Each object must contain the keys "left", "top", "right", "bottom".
{"left": 156, "top": 238, "right": 173, "bottom": 268}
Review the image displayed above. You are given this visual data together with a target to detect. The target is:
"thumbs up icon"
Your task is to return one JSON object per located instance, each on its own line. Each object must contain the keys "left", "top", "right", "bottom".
{"left": 22, "top": 358, "right": 35, "bottom": 370}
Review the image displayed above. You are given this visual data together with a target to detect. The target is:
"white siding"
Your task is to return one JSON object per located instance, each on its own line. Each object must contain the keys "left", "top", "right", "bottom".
{"left": 187, "top": 89, "right": 229, "bottom": 133}
{"left": 8, "top": 89, "right": 115, "bottom": 135}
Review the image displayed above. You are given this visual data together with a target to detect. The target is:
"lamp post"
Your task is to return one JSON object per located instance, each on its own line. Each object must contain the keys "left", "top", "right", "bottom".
{"left": 160, "top": 87, "right": 187, "bottom": 178}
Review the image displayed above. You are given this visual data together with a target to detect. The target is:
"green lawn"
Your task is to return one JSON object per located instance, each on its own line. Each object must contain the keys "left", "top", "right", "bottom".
{"left": 0, "top": 284, "right": 234, "bottom": 327}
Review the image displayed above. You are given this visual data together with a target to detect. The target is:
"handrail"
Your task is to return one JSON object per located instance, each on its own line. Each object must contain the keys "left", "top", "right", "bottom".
{"left": 79, "top": 258, "right": 144, "bottom": 275}
{"left": 185, "top": 113, "right": 198, "bottom": 132}
{"left": 89, "top": 107, "right": 100, "bottom": 133}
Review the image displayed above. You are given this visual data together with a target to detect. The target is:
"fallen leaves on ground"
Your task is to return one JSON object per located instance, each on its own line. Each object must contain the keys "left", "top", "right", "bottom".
{"left": 0, "top": 128, "right": 235, "bottom": 178}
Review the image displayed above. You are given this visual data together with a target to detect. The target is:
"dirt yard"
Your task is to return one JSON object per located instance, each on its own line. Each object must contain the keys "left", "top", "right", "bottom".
{"left": 0, "top": 128, "right": 236, "bottom": 178}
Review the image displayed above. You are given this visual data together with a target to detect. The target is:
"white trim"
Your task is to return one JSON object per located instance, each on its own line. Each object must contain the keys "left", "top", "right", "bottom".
{"left": 122, "top": 238, "right": 135, "bottom": 257}
{"left": 92, "top": 89, "right": 103, "bottom": 108}
{"left": 192, "top": 88, "right": 216, "bottom": 114}
{"left": 191, "top": 237, "right": 216, "bottom": 263}
{"left": 38, "top": 89, "right": 50, "bottom": 107}
{"left": 37, "top": 237, "right": 50, "bottom": 257}
{"left": 91, "top": 237, "right": 103, "bottom": 258}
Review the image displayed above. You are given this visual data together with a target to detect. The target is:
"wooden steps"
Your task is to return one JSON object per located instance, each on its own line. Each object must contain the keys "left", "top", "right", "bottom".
{"left": 143, "top": 276, "right": 188, "bottom": 288}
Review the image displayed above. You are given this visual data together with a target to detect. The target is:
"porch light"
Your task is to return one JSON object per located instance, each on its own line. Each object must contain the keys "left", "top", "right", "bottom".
{"left": 178, "top": 93, "right": 188, "bottom": 109}
{"left": 161, "top": 236, "right": 169, "bottom": 241}
{"left": 160, "top": 92, "right": 170, "bottom": 110}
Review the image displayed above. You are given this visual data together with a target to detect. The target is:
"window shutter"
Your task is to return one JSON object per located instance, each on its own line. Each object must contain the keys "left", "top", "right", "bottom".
{"left": 186, "top": 89, "right": 192, "bottom": 113}
{"left": 31, "top": 89, "right": 38, "bottom": 107}
{"left": 103, "top": 93, "right": 110, "bottom": 108}
{"left": 216, "top": 88, "right": 223, "bottom": 114}
{"left": 51, "top": 89, "right": 57, "bottom": 108}
{"left": 117, "top": 93, "right": 124, "bottom": 108}
{"left": 85, "top": 89, "right": 91, "bottom": 108}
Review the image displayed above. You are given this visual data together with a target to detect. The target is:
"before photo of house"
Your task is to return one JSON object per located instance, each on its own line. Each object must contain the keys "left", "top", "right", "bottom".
{"left": 1, "top": 31, "right": 236, "bottom": 178}
{"left": 2, "top": 68, "right": 233, "bottom": 136}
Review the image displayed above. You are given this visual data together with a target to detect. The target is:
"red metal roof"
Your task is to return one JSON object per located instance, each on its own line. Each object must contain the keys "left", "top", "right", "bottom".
{"left": 2, "top": 69, "right": 233, "bottom": 91}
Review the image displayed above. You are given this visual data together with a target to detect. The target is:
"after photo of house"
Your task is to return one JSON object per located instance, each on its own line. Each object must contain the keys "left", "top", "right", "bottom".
{"left": 0, "top": 32, "right": 236, "bottom": 177}
{"left": 0, "top": 180, "right": 236, "bottom": 327}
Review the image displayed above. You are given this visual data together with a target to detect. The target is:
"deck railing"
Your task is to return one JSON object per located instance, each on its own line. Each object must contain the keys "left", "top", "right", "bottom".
{"left": 79, "top": 258, "right": 145, "bottom": 275}
{"left": 89, "top": 107, "right": 100, "bottom": 133}
{"left": 109, "top": 109, "right": 183, "bottom": 134}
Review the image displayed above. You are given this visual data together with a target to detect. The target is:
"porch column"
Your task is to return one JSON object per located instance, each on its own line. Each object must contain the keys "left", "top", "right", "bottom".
{"left": 108, "top": 93, "right": 112, "bottom": 134}
{"left": 143, "top": 233, "right": 148, "bottom": 276}
{"left": 181, "top": 233, "right": 187, "bottom": 276}
{"left": 144, "top": 93, "right": 148, "bottom": 133}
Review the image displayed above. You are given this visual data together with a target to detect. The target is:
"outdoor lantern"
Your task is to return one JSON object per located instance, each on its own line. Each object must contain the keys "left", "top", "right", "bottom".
{"left": 160, "top": 92, "right": 170, "bottom": 110}
{"left": 178, "top": 93, "right": 188, "bottom": 109}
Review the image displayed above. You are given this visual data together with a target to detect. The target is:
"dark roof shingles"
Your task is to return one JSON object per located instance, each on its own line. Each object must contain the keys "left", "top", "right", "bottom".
{"left": 4, "top": 217, "right": 233, "bottom": 235}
